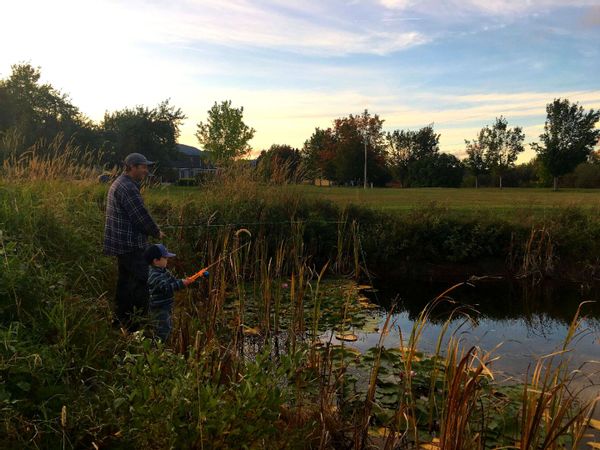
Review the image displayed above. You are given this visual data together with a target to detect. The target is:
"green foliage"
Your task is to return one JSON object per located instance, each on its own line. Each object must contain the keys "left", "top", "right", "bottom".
{"left": 1, "top": 179, "right": 598, "bottom": 448}
{"left": 466, "top": 116, "right": 525, "bottom": 189}
{"left": 111, "top": 343, "right": 288, "bottom": 448}
{"left": 195, "top": 100, "right": 256, "bottom": 163}
{"left": 256, "top": 144, "right": 303, "bottom": 184}
{"left": 532, "top": 98, "right": 600, "bottom": 189}
{"left": 408, "top": 153, "right": 464, "bottom": 188}
{"left": 0, "top": 63, "right": 94, "bottom": 157}
{"left": 386, "top": 124, "right": 463, "bottom": 187}
{"left": 560, "top": 162, "right": 600, "bottom": 188}
{"left": 101, "top": 100, "right": 186, "bottom": 174}
{"left": 464, "top": 133, "right": 488, "bottom": 188}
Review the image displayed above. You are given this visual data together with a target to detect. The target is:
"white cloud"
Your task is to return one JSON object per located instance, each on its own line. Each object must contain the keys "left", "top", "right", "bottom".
{"left": 379, "top": 0, "right": 600, "bottom": 16}
{"left": 1, "top": 0, "right": 598, "bottom": 163}
{"left": 108, "top": 0, "right": 428, "bottom": 56}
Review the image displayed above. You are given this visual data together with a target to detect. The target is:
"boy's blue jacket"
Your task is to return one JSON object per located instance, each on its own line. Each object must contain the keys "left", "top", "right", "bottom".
{"left": 148, "top": 266, "right": 185, "bottom": 306}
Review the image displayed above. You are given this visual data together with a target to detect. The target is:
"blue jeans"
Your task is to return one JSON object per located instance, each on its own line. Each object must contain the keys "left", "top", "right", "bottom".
{"left": 149, "top": 299, "right": 173, "bottom": 342}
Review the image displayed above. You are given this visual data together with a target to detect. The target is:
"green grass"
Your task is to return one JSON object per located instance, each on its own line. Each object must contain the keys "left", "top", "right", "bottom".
{"left": 157, "top": 185, "right": 600, "bottom": 221}
{"left": 291, "top": 186, "right": 600, "bottom": 214}
{"left": 2, "top": 179, "right": 598, "bottom": 449}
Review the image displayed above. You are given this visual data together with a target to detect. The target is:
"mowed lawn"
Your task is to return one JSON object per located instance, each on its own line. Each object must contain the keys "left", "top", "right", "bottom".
{"left": 157, "top": 185, "right": 600, "bottom": 220}
{"left": 289, "top": 186, "right": 600, "bottom": 218}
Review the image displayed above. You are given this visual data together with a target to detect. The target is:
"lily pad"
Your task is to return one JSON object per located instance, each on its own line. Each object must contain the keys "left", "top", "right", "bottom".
{"left": 336, "top": 333, "right": 358, "bottom": 342}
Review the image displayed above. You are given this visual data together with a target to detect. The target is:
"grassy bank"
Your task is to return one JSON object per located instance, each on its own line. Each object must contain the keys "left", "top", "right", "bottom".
{"left": 151, "top": 183, "right": 600, "bottom": 281}
{"left": 288, "top": 185, "right": 600, "bottom": 219}
{"left": 1, "top": 178, "right": 599, "bottom": 448}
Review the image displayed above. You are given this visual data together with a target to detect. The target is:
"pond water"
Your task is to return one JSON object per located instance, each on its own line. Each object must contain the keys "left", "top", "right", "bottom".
{"left": 344, "top": 277, "right": 600, "bottom": 390}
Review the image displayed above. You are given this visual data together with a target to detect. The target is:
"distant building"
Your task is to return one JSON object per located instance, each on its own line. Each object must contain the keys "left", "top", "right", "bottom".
{"left": 173, "top": 144, "right": 216, "bottom": 179}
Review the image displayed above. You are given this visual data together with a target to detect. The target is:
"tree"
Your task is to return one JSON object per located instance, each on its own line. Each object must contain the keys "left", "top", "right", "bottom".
{"left": 256, "top": 144, "right": 302, "bottom": 184}
{"left": 101, "top": 100, "right": 186, "bottom": 175}
{"left": 386, "top": 129, "right": 414, "bottom": 187}
{"left": 302, "top": 127, "right": 337, "bottom": 182}
{"left": 301, "top": 110, "right": 389, "bottom": 186}
{"left": 474, "top": 116, "right": 524, "bottom": 189}
{"left": 409, "top": 153, "right": 464, "bottom": 187}
{"left": 331, "top": 110, "right": 389, "bottom": 186}
{"left": 0, "top": 63, "right": 94, "bottom": 155}
{"left": 195, "top": 100, "right": 255, "bottom": 163}
{"left": 411, "top": 125, "right": 440, "bottom": 160}
{"left": 531, "top": 98, "right": 600, "bottom": 190}
{"left": 386, "top": 124, "right": 441, "bottom": 187}
{"left": 464, "top": 135, "right": 488, "bottom": 188}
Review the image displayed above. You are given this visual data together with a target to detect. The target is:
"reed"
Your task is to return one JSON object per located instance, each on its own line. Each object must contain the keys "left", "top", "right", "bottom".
{"left": 1, "top": 154, "right": 598, "bottom": 448}
{"left": 1, "top": 135, "right": 107, "bottom": 181}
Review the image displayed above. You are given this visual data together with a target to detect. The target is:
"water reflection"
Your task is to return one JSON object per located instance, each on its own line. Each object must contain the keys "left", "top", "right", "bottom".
{"left": 356, "top": 277, "right": 600, "bottom": 378}
{"left": 371, "top": 278, "right": 599, "bottom": 324}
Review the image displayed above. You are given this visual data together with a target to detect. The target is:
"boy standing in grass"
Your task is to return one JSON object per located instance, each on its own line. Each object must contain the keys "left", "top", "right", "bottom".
{"left": 144, "top": 244, "right": 195, "bottom": 342}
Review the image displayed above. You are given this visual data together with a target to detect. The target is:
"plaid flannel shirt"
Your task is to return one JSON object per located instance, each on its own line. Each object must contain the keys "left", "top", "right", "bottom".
{"left": 103, "top": 174, "right": 160, "bottom": 256}
{"left": 147, "top": 266, "right": 185, "bottom": 307}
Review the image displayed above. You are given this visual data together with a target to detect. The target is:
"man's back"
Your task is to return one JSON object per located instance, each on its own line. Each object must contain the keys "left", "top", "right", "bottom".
{"left": 104, "top": 174, "right": 159, "bottom": 256}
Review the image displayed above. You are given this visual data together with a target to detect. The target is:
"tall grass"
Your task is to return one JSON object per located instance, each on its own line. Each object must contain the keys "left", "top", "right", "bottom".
{"left": 1, "top": 134, "right": 106, "bottom": 181}
{"left": 1, "top": 149, "right": 598, "bottom": 448}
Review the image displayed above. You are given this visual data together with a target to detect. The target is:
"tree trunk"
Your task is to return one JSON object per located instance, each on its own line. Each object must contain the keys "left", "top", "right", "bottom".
{"left": 499, "top": 175, "right": 503, "bottom": 190}
{"left": 553, "top": 176, "right": 558, "bottom": 191}
{"left": 475, "top": 176, "right": 479, "bottom": 189}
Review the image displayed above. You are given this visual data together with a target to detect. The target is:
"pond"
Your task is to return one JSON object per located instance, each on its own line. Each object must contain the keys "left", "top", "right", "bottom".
{"left": 348, "top": 277, "right": 600, "bottom": 378}
{"left": 333, "top": 276, "right": 600, "bottom": 420}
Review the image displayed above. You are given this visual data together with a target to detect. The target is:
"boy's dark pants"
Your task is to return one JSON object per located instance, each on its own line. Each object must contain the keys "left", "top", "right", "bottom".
{"left": 115, "top": 250, "right": 149, "bottom": 331}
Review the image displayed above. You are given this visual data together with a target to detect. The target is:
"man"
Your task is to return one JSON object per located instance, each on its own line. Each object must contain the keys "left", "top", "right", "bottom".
{"left": 103, "top": 152, "right": 164, "bottom": 331}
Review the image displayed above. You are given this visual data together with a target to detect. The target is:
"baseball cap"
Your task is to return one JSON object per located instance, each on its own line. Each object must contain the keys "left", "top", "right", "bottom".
{"left": 124, "top": 152, "right": 154, "bottom": 166}
{"left": 144, "top": 244, "right": 176, "bottom": 264}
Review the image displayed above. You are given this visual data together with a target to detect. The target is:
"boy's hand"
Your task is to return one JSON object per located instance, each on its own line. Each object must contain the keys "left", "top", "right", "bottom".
{"left": 183, "top": 277, "right": 194, "bottom": 287}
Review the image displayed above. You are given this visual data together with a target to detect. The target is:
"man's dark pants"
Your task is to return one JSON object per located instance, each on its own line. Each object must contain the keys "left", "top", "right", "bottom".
{"left": 115, "top": 249, "right": 149, "bottom": 331}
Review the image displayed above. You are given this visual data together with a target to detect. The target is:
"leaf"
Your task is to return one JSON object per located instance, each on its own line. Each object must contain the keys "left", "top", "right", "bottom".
{"left": 420, "top": 438, "right": 440, "bottom": 449}
{"left": 589, "top": 419, "right": 600, "bottom": 431}
{"left": 243, "top": 326, "right": 260, "bottom": 336}
{"left": 368, "top": 426, "right": 389, "bottom": 437}
{"left": 16, "top": 381, "right": 30, "bottom": 392}
{"left": 586, "top": 442, "right": 600, "bottom": 449}
{"left": 335, "top": 333, "right": 358, "bottom": 342}
{"left": 113, "top": 397, "right": 127, "bottom": 409}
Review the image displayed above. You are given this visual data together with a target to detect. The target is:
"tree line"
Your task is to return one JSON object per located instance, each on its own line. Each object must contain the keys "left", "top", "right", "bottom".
{"left": 1, "top": 63, "right": 599, "bottom": 189}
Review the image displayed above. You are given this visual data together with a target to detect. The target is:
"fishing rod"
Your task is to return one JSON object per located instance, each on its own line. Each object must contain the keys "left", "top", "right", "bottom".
{"left": 186, "top": 229, "right": 252, "bottom": 283}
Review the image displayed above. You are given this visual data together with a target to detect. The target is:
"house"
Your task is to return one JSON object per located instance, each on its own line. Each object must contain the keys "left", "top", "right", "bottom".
{"left": 173, "top": 144, "right": 216, "bottom": 179}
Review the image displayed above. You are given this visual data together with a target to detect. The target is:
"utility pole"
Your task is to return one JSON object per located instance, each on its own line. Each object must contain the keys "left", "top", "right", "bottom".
{"left": 363, "top": 130, "right": 368, "bottom": 189}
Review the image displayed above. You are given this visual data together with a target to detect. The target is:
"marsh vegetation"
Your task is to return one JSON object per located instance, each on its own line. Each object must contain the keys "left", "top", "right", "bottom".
{"left": 1, "top": 152, "right": 599, "bottom": 449}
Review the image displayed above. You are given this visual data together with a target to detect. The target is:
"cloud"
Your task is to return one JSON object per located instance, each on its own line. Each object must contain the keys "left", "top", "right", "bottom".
{"left": 379, "top": 0, "right": 600, "bottom": 16}
{"left": 103, "top": 0, "right": 430, "bottom": 56}
{"left": 176, "top": 86, "right": 600, "bottom": 158}
{"left": 582, "top": 5, "right": 600, "bottom": 26}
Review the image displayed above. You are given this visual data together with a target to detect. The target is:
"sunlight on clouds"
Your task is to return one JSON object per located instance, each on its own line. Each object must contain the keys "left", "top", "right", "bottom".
{"left": 177, "top": 86, "right": 600, "bottom": 160}
{"left": 378, "top": 0, "right": 415, "bottom": 10}
{"left": 89, "top": 0, "right": 428, "bottom": 56}
{"left": 2, "top": 0, "right": 598, "bottom": 163}
{"left": 378, "top": 0, "right": 600, "bottom": 16}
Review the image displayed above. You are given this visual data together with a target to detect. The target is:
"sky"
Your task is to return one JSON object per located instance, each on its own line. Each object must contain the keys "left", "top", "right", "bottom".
{"left": 1, "top": 0, "right": 600, "bottom": 161}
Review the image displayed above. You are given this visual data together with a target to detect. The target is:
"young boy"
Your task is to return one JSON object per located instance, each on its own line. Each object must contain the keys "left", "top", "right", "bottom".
{"left": 144, "top": 243, "right": 194, "bottom": 342}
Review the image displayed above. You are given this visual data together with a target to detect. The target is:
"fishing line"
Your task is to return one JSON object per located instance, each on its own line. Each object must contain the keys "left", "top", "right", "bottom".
{"left": 161, "top": 219, "right": 346, "bottom": 229}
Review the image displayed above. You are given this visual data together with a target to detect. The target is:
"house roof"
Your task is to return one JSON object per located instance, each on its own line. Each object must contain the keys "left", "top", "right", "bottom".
{"left": 176, "top": 143, "right": 209, "bottom": 158}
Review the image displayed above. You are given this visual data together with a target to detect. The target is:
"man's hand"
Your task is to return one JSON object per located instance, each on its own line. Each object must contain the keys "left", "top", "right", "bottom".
{"left": 159, "top": 230, "right": 166, "bottom": 239}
